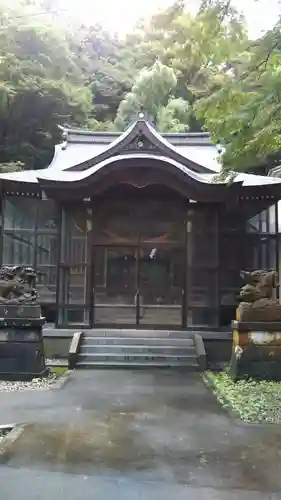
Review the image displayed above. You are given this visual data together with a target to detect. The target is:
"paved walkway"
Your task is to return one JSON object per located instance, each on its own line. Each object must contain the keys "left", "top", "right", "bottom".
{"left": 1, "top": 370, "right": 281, "bottom": 499}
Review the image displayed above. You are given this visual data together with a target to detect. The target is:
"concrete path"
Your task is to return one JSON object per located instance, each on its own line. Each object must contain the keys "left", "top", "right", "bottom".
{"left": 1, "top": 370, "right": 281, "bottom": 499}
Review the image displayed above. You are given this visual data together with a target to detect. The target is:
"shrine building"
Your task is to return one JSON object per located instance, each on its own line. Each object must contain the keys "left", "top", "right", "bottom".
{"left": 1, "top": 119, "right": 280, "bottom": 331}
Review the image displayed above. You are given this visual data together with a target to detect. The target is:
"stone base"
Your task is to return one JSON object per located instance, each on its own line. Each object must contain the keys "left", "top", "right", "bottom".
{"left": 0, "top": 323, "right": 47, "bottom": 381}
{"left": 229, "top": 345, "right": 281, "bottom": 381}
{"left": 0, "top": 304, "right": 42, "bottom": 319}
{"left": 230, "top": 320, "right": 281, "bottom": 381}
{"left": 0, "top": 367, "right": 50, "bottom": 382}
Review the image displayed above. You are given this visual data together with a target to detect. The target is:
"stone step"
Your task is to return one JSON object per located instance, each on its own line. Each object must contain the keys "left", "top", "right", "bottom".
{"left": 77, "top": 353, "right": 197, "bottom": 363}
{"left": 83, "top": 329, "right": 193, "bottom": 338}
{"left": 80, "top": 344, "right": 195, "bottom": 355}
{"left": 76, "top": 360, "right": 200, "bottom": 369}
{"left": 75, "top": 329, "right": 199, "bottom": 371}
{"left": 82, "top": 336, "right": 194, "bottom": 346}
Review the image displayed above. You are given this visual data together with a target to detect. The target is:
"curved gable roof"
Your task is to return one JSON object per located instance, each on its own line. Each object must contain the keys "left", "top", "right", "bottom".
{"left": 0, "top": 120, "right": 281, "bottom": 200}
{"left": 61, "top": 120, "right": 213, "bottom": 174}
{"left": 37, "top": 154, "right": 219, "bottom": 184}
{"left": 36, "top": 153, "right": 244, "bottom": 202}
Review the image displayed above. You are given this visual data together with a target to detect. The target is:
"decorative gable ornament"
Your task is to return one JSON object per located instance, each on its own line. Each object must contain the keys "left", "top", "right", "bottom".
{"left": 122, "top": 134, "right": 159, "bottom": 153}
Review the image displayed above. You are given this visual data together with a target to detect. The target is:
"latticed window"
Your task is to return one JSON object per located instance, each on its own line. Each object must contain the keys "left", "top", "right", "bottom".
{"left": 2, "top": 196, "right": 59, "bottom": 323}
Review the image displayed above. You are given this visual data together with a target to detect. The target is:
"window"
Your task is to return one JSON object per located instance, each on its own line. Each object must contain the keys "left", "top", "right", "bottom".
{"left": 2, "top": 197, "right": 59, "bottom": 323}
{"left": 186, "top": 206, "right": 219, "bottom": 327}
{"left": 4, "top": 198, "right": 37, "bottom": 230}
{"left": 58, "top": 205, "right": 90, "bottom": 326}
{"left": 247, "top": 206, "right": 276, "bottom": 234}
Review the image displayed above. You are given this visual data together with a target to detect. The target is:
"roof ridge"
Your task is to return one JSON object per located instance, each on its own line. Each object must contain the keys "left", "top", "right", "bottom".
{"left": 58, "top": 123, "right": 210, "bottom": 139}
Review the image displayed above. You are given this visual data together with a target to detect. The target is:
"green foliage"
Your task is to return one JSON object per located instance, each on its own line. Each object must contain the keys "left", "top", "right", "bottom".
{"left": 115, "top": 61, "right": 185, "bottom": 130}
{"left": 205, "top": 371, "right": 281, "bottom": 423}
{"left": 115, "top": 0, "right": 247, "bottom": 132}
{"left": 84, "top": 119, "right": 116, "bottom": 132}
{"left": 0, "top": 1, "right": 93, "bottom": 169}
{"left": 0, "top": 161, "right": 24, "bottom": 173}
{"left": 157, "top": 98, "right": 190, "bottom": 132}
{"left": 137, "top": 1, "right": 246, "bottom": 96}
{"left": 0, "top": 0, "right": 255, "bottom": 170}
{"left": 50, "top": 366, "right": 68, "bottom": 376}
{"left": 196, "top": 21, "right": 281, "bottom": 174}
{"left": 79, "top": 24, "right": 133, "bottom": 122}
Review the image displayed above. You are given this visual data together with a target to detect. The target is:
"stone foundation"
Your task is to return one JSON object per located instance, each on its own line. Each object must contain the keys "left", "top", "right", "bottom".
{"left": 230, "top": 320, "right": 281, "bottom": 381}
{"left": 0, "top": 316, "right": 48, "bottom": 381}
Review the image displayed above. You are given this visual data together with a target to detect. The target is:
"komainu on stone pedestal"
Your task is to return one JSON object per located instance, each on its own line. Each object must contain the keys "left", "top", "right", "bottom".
{"left": 237, "top": 270, "right": 281, "bottom": 322}
{"left": 0, "top": 265, "right": 41, "bottom": 319}
{"left": 0, "top": 266, "right": 47, "bottom": 380}
{"left": 230, "top": 270, "right": 281, "bottom": 381}
{"left": 0, "top": 265, "right": 37, "bottom": 302}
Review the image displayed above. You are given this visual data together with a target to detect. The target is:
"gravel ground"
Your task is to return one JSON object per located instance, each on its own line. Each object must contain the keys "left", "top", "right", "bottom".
{"left": 0, "top": 376, "right": 59, "bottom": 393}
{"left": 0, "top": 359, "right": 67, "bottom": 393}
{"left": 45, "top": 359, "right": 67, "bottom": 366}
{"left": 0, "top": 428, "right": 12, "bottom": 443}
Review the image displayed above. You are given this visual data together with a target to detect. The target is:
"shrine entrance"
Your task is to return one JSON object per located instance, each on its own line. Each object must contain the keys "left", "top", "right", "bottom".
{"left": 91, "top": 195, "right": 187, "bottom": 328}
{"left": 58, "top": 190, "right": 223, "bottom": 329}
{"left": 92, "top": 243, "right": 185, "bottom": 327}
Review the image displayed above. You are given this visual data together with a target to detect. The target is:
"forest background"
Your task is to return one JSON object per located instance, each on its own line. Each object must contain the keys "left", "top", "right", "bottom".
{"left": 1, "top": 0, "right": 281, "bottom": 177}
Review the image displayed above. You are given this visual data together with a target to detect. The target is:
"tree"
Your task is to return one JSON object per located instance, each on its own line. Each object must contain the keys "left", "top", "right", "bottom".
{"left": 157, "top": 98, "right": 190, "bottom": 132}
{"left": 115, "top": 61, "right": 191, "bottom": 131}
{"left": 120, "top": 0, "right": 248, "bottom": 131}
{"left": 196, "top": 22, "right": 281, "bottom": 175}
{"left": 0, "top": 0, "right": 250, "bottom": 164}
{"left": 0, "top": 161, "right": 23, "bottom": 173}
{"left": 0, "top": 1, "right": 93, "bottom": 169}
{"left": 78, "top": 25, "right": 133, "bottom": 123}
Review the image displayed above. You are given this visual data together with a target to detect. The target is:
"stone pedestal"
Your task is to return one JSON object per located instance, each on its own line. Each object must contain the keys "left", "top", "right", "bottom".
{"left": 0, "top": 305, "right": 48, "bottom": 381}
{"left": 230, "top": 320, "right": 281, "bottom": 381}
{"left": 0, "top": 303, "right": 42, "bottom": 319}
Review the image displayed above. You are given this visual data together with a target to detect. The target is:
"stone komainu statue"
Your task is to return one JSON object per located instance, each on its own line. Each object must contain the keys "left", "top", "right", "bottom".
{"left": 237, "top": 270, "right": 281, "bottom": 322}
{"left": 0, "top": 266, "right": 38, "bottom": 304}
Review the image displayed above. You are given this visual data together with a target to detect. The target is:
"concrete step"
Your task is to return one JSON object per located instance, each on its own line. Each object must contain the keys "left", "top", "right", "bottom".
{"left": 82, "top": 336, "right": 194, "bottom": 346}
{"left": 82, "top": 329, "right": 194, "bottom": 338}
{"left": 75, "top": 329, "right": 199, "bottom": 371}
{"left": 80, "top": 344, "right": 195, "bottom": 355}
{"left": 76, "top": 360, "right": 200, "bottom": 369}
{"left": 77, "top": 353, "right": 197, "bottom": 363}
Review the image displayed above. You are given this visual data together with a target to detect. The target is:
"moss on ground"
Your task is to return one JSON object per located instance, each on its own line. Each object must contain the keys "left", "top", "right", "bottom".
{"left": 204, "top": 371, "right": 281, "bottom": 424}
{"left": 49, "top": 366, "right": 68, "bottom": 376}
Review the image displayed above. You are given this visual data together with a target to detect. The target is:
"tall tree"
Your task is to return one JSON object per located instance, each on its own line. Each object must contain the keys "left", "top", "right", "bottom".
{"left": 115, "top": 61, "right": 190, "bottom": 131}
{"left": 0, "top": 1, "right": 92, "bottom": 170}
{"left": 79, "top": 24, "right": 133, "bottom": 124}
{"left": 0, "top": 0, "right": 250, "bottom": 169}
{"left": 196, "top": 21, "right": 281, "bottom": 175}
{"left": 122, "top": 0, "right": 248, "bottom": 131}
